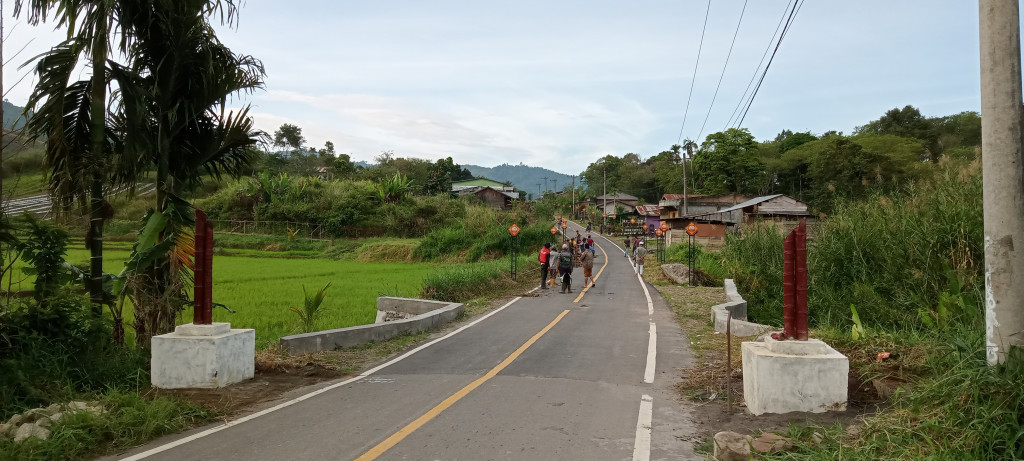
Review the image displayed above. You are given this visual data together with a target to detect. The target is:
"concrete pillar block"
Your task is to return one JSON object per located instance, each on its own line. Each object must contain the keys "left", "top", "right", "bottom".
{"left": 151, "top": 323, "right": 255, "bottom": 389}
{"left": 742, "top": 338, "right": 848, "bottom": 415}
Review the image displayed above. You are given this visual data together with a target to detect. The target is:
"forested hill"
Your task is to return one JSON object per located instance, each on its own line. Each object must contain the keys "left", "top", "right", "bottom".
{"left": 3, "top": 100, "right": 30, "bottom": 130}
{"left": 463, "top": 163, "right": 575, "bottom": 196}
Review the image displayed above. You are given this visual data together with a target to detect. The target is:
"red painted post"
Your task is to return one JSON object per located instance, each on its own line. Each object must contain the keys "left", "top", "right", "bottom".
{"left": 193, "top": 210, "right": 208, "bottom": 325}
{"left": 204, "top": 220, "right": 214, "bottom": 324}
{"left": 783, "top": 229, "right": 796, "bottom": 339}
{"left": 795, "top": 219, "right": 809, "bottom": 340}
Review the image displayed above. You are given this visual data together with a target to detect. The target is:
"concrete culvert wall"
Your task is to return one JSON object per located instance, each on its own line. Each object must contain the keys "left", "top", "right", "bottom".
{"left": 279, "top": 297, "right": 463, "bottom": 355}
{"left": 712, "top": 279, "right": 774, "bottom": 337}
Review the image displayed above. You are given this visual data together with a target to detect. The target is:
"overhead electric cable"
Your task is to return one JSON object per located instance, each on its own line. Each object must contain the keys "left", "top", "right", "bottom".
{"left": 725, "top": 0, "right": 794, "bottom": 129}
{"left": 694, "top": 0, "right": 748, "bottom": 143}
{"left": 736, "top": 0, "right": 804, "bottom": 127}
{"left": 675, "top": 0, "right": 712, "bottom": 145}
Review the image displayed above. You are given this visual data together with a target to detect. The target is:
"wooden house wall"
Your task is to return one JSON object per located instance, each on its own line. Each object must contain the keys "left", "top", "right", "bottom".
{"left": 475, "top": 188, "right": 510, "bottom": 210}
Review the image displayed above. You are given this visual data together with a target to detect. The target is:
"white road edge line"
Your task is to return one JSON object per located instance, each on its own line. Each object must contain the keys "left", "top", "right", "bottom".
{"left": 644, "top": 322, "right": 657, "bottom": 384}
{"left": 119, "top": 297, "right": 525, "bottom": 461}
{"left": 632, "top": 394, "right": 654, "bottom": 461}
{"left": 637, "top": 271, "right": 657, "bottom": 383}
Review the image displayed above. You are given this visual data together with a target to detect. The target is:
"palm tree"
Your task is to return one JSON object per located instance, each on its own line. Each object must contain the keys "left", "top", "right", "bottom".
{"left": 112, "top": 0, "right": 266, "bottom": 345}
{"left": 16, "top": 0, "right": 138, "bottom": 317}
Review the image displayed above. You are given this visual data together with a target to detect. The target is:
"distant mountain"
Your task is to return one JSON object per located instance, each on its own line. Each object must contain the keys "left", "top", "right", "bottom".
{"left": 463, "top": 163, "right": 576, "bottom": 197}
{"left": 3, "top": 100, "right": 30, "bottom": 130}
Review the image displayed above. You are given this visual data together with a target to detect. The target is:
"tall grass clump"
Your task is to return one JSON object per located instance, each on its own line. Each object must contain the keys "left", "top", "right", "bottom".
{"left": 718, "top": 160, "right": 982, "bottom": 330}
{"left": 420, "top": 258, "right": 520, "bottom": 302}
{"left": 662, "top": 243, "right": 727, "bottom": 287}
{"left": 718, "top": 223, "right": 786, "bottom": 325}
{"left": 414, "top": 203, "right": 545, "bottom": 263}
{"left": 809, "top": 160, "right": 983, "bottom": 330}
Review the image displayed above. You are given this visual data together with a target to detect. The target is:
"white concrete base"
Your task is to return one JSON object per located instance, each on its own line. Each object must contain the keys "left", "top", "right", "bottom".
{"left": 151, "top": 323, "right": 255, "bottom": 389}
{"left": 742, "top": 336, "right": 848, "bottom": 415}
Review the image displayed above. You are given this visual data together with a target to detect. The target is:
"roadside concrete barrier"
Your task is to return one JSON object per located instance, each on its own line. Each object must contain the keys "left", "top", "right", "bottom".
{"left": 280, "top": 297, "right": 463, "bottom": 355}
{"left": 711, "top": 279, "right": 773, "bottom": 337}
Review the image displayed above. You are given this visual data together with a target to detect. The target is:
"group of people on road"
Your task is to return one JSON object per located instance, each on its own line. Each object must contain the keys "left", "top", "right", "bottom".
{"left": 538, "top": 232, "right": 597, "bottom": 293}
{"left": 622, "top": 236, "right": 648, "bottom": 276}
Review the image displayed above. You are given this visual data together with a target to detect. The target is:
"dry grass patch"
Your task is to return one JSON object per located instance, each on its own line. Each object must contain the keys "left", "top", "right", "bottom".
{"left": 655, "top": 284, "right": 754, "bottom": 402}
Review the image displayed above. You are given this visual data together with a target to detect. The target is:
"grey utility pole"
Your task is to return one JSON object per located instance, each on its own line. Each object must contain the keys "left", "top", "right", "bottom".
{"left": 571, "top": 175, "right": 575, "bottom": 218}
{"left": 980, "top": 0, "right": 1024, "bottom": 365}
{"left": 682, "top": 146, "right": 689, "bottom": 216}
{"left": 603, "top": 166, "right": 607, "bottom": 230}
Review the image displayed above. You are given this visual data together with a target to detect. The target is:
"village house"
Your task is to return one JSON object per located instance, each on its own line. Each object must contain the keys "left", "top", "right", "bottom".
{"left": 454, "top": 186, "right": 518, "bottom": 210}
{"left": 660, "top": 193, "right": 815, "bottom": 248}
{"left": 590, "top": 192, "right": 639, "bottom": 215}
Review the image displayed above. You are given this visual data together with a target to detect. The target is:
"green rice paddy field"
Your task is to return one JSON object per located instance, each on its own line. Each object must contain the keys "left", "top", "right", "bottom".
{"left": 16, "top": 248, "right": 432, "bottom": 348}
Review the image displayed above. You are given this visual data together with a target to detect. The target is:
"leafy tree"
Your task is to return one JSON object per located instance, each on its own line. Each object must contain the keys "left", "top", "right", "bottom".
{"left": 17, "top": 0, "right": 138, "bottom": 314}
{"left": 113, "top": 0, "right": 266, "bottom": 346}
{"left": 856, "top": 105, "right": 938, "bottom": 160}
{"left": 273, "top": 123, "right": 305, "bottom": 152}
{"left": 691, "top": 128, "right": 765, "bottom": 194}
{"left": 777, "top": 131, "right": 817, "bottom": 154}
{"left": 333, "top": 153, "right": 357, "bottom": 178}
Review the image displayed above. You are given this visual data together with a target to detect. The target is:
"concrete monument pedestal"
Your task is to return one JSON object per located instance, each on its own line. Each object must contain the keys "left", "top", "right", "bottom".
{"left": 151, "top": 322, "right": 255, "bottom": 389}
{"left": 742, "top": 335, "right": 848, "bottom": 415}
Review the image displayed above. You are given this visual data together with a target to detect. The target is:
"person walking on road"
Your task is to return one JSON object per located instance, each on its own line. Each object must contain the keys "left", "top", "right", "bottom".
{"left": 634, "top": 241, "right": 648, "bottom": 276}
{"left": 623, "top": 237, "right": 630, "bottom": 257}
{"left": 548, "top": 243, "right": 560, "bottom": 287}
{"left": 557, "top": 243, "right": 575, "bottom": 293}
{"left": 539, "top": 242, "right": 551, "bottom": 289}
{"left": 581, "top": 245, "right": 596, "bottom": 288}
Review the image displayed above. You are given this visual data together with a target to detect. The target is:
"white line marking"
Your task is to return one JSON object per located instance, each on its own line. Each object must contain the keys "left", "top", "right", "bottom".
{"left": 637, "top": 270, "right": 657, "bottom": 383}
{"left": 632, "top": 394, "right": 653, "bottom": 461}
{"left": 644, "top": 322, "right": 657, "bottom": 384}
{"left": 119, "top": 297, "right": 524, "bottom": 460}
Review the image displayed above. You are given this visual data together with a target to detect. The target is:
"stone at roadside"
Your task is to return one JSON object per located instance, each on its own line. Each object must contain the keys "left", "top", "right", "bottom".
{"left": 872, "top": 379, "right": 895, "bottom": 400}
{"left": 661, "top": 264, "right": 691, "bottom": 285}
{"left": 843, "top": 424, "right": 863, "bottom": 440}
{"left": 713, "top": 431, "right": 752, "bottom": 461}
{"left": 751, "top": 432, "right": 794, "bottom": 454}
{"left": 46, "top": 403, "right": 61, "bottom": 414}
{"left": 811, "top": 431, "right": 825, "bottom": 445}
{"left": 35, "top": 416, "right": 52, "bottom": 428}
{"left": 22, "top": 408, "right": 51, "bottom": 423}
{"left": 4, "top": 414, "right": 20, "bottom": 427}
{"left": 49, "top": 412, "right": 64, "bottom": 423}
{"left": 0, "top": 423, "right": 12, "bottom": 440}
{"left": 13, "top": 423, "right": 51, "bottom": 442}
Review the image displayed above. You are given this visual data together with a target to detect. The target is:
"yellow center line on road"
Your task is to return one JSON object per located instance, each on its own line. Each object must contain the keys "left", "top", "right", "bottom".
{"left": 354, "top": 309, "right": 573, "bottom": 461}
{"left": 574, "top": 241, "right": 608, "bottom": 303}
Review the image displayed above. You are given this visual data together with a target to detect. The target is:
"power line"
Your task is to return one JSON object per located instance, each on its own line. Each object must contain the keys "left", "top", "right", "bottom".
{"left": 694, "top": 0, "right": 749, "bottom": 143}
{"left": 724, "top": 0, "right": 794, "bottom": 129}
{"left": 675, "top": 0, "right": 712, "bottom": 145}
{"left": 736, "top": 0, "right": 805, "bottom": 128}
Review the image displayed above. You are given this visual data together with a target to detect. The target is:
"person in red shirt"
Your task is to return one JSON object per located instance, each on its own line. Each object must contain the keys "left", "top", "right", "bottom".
{"left": 586, "top": 235, "right": 594, "bottom": 248}
{"left": 539, "top": 242, "right": 551, "bottom": 289}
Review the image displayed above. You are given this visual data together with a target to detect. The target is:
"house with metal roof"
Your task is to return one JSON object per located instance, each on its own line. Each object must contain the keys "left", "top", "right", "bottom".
{"left": 590, "top": 193, "right": 639, "bottom": 214}
{"left": 454, "top": 186, "right": 519, "bottom": 210}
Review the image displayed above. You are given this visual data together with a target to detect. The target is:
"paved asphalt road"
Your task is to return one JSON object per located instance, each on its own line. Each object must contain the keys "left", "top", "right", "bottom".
{"left": 111, "top": 222, "right": 699, "bottom": 461}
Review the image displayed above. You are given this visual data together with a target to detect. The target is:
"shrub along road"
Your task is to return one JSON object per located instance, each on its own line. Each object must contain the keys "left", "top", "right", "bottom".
{"left": 107, "top": 222, "right": 700, "bottom": 460}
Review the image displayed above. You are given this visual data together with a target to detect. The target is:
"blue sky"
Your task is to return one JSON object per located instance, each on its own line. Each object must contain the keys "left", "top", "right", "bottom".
{"left": 3, "top": 1, "right": 989, "bottom": 174}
